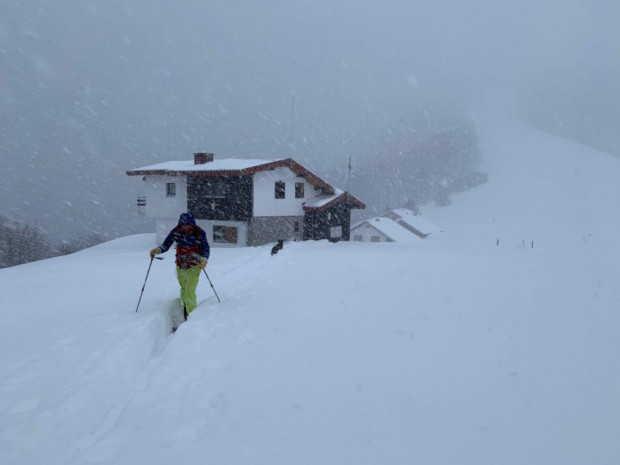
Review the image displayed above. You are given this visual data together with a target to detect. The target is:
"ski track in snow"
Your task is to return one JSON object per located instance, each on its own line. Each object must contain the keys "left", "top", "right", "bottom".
{"left": 59, "top": 246, "right": 281, "bottom": 463}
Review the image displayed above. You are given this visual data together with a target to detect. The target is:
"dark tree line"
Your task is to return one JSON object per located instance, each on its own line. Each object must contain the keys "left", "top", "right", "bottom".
{"left": 393, "top": 124, "right": 486, "bottom": 206}
{"left": 352, "top": 102, "right": 488, "bottom": 216}
{"left": 0, "top": 216, "right": 103, "bottom": 269}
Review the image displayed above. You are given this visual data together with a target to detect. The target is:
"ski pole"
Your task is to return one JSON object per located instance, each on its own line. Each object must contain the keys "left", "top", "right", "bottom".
{"left": 135, "top": 256, "right": 163, "bottom": 313}
{"left": 202, "top": 269, "right": 221, "bottom": 303}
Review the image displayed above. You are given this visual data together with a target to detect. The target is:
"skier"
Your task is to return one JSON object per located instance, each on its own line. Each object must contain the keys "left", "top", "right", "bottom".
{"left": 149, "top": 212, "right": 210, "bottom": 320}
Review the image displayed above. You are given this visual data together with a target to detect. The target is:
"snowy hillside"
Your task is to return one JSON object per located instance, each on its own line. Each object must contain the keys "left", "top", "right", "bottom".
{"left": 2, "top": 93, "right": 620, "bottom": 465}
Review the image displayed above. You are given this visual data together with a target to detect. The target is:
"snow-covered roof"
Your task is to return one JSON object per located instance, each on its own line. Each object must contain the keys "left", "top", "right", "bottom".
{"left": 303, "top": 189, "right": 365, "bottom": 211}
{"left": 127, "top": 157, "right": 335, "bottom": 192}
{"left": 128, "top": 158, "right": 284, "bottom": 173}
{"left": 127, "top": 156, "right": 366, "bottom": 211}
{"left": 387, "top": 208, "right": 443, "bottom": 236}
{"left": 303, "top": 189, "right": 343, "bottom": 209}
{"left": 356, "top": 217, "right": 422, "bottom": 243}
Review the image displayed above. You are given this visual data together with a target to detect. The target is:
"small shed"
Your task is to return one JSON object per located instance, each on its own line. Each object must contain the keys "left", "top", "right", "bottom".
{"left": 351, "top": 217, "right": 422, "bottom": 243}
{"left": 382, "top": 208, "right": 443, "bottom": 238}
{"left": 351, "top": 208, "right": 442, "bottom": 243}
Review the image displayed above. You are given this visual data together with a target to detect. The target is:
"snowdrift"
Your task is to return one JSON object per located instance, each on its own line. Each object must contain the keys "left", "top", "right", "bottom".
{"left": 1, "top": 93, "right": 619, "bottom": 465}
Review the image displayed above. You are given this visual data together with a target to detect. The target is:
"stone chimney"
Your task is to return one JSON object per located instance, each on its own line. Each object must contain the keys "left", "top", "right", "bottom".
{"left": 194, "top": 152, "right": 214, "bottom": 165}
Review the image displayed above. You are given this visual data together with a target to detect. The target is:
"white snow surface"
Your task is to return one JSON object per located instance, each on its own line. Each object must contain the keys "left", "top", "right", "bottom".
{"left": 2, "top": 92, "right": 620, "bottom": 464}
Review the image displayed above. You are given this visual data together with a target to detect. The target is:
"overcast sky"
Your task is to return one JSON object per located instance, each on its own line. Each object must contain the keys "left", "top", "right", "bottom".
{"left": 1, "top": 0, "right": 618, "bottom": 239}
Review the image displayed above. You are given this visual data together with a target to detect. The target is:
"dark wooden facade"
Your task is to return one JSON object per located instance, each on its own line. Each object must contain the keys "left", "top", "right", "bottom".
{"left": 187, "top": 175, "right": 253, "bottom": 221}
{"left": 303, "top": 202, "right": 352, "bottom": 242}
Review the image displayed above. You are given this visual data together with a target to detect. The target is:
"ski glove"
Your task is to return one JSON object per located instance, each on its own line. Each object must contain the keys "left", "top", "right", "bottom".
{"left": 150, "top": 247, "right": 161, "bottom": 258}
{"left": 199, "top": 258, "right": 208, "bottom": 269}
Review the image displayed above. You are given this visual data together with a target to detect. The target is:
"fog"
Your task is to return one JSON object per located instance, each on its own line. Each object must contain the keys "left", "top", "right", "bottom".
{"left": 1, "top": 0, "right": 618, "bottom": 241}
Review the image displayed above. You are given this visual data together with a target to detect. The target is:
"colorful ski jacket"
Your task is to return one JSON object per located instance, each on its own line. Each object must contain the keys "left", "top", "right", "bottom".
{"left": 158, "top": 214, "right": 210, "bottom": 269}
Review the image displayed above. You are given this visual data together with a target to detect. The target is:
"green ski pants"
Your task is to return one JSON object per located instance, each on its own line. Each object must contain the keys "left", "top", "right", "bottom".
{"left": 176, "top": 266, "right": 201, "bottom": 314}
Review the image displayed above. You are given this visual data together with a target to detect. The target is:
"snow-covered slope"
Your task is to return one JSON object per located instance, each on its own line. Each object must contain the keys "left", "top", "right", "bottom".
{"left": 1, "top": 92, "right": 619, "bottom": 465}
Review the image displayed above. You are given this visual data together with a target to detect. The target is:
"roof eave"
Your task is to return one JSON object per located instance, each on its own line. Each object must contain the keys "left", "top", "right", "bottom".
{"left": 285, "top": 159, "right": 335, "bottom": 194}
{"left": 126, "top": 169, "right": 170, "bottom": 176}
{"left": 126, "top": 169, "right": 257, "bottom": 177}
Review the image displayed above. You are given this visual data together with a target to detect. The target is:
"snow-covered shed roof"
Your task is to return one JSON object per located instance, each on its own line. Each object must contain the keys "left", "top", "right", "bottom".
{"left": 357, "top": 217, "right": 422, "bottom": 243}
{"left": 383, "top": 208, "right": 443, "bottom": 237}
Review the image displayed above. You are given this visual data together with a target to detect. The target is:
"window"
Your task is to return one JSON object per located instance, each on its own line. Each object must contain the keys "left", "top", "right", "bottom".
{"left": 213, "top": 225, "right": 238, "bottom": 244}
{"left": 330, "top": 226, "right": 342, "bottom": 239}
{"left": 275, "top": 181, "right": 285, "bottom": 199}
{"left": 205, "top": 180, "right": 228, "bottom": 198}
{"left": 295, "top": 182, "right": 304, "bottom": 199}
{"left": 166, "top": 183, "right": 176, "bottom": 197}
{"left": 353, "top": 235, "right": 363, "bottom": 242}
{"left": 371, "top": 236, "right": 381, "bottom": 242}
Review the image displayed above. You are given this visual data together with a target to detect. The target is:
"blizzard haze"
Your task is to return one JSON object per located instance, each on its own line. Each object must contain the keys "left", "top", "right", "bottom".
{"left": 1, "top": 93, "right": 619, "bottom": 464}
{"left": 1, "top": 1, "right": 619, "bottom": 240}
